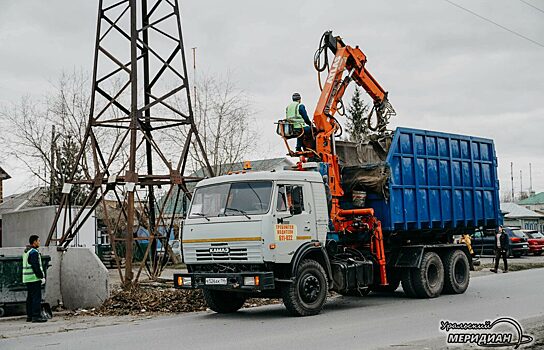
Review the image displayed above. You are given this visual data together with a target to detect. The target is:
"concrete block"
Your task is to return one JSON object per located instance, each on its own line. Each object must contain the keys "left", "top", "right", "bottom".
{"left": 60, "top": 248, "right": 110, "bottom": 309}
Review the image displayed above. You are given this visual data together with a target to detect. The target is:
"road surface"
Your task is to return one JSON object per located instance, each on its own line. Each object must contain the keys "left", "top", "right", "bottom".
{"left": 2, "top": 268, "right": 544, "bottom": 350}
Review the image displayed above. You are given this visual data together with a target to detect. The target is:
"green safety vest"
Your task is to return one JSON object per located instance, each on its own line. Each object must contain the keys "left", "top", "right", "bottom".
{"left": 22, "top": 248, "right": 44, "bottom": 283}
{"left": 285, "top": 102, "right": 306, "bottom": 129}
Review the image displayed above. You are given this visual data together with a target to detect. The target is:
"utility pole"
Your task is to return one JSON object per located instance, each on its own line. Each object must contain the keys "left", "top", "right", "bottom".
{"left": 50, "top": 125, "right": 56, "bottom": 205}
{"left": 520, "top": 170, "right": 523, "bottom": 199}
{"left": 511, "top": 162, "right": 514, "bottom": 202}
{"left": 192, "top": 47, "right": 197, "bottom": 107}
{"left": 529, "top": 162, "right": 533, "bottom": 195}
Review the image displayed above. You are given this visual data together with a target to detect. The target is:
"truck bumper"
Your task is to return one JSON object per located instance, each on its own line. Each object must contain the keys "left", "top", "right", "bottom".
{"left": 173, "top": 272, "right": 275, "bottom": 291}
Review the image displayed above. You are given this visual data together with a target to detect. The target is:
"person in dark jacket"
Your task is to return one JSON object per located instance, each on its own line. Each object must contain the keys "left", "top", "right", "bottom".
{"left": 490, "top": 226, "right": 509, "bottom": 273}
{"left": 22, "top": 235, "right": 47, "bottom": 322}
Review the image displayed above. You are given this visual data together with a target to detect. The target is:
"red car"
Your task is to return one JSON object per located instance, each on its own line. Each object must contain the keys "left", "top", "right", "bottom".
{"left": 523, "top": 230, "right": 544, "bottom": 256}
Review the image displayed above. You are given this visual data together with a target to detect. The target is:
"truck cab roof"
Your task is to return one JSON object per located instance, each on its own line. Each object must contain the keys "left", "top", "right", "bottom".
{"left": 196, "top": 170, "right": 324, "bottom": 188}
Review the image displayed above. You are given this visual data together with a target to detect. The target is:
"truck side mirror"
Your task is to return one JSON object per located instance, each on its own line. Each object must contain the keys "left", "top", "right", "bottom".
{"left": 289, "top": 205, "right": 302, "bottom": 216}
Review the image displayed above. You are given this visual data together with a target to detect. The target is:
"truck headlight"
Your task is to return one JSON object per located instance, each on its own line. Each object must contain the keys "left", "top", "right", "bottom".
{"left": 243, "top": 276, "right": 260, "bottom": 286}
{"left": 182, "top": 277, "right": 192, "bottom": 286}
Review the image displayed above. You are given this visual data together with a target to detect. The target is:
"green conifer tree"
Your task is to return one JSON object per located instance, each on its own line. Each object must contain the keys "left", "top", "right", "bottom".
{"left": 346, "top": 87, "right": 370, "bottom": 142}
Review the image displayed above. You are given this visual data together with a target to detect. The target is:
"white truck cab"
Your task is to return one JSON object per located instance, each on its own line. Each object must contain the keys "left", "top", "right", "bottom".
{"left": 182, "top": 170, "right": 329, "bottom": 265}
{"left": 175, "top": 170, "right": 353, "bottom": 316}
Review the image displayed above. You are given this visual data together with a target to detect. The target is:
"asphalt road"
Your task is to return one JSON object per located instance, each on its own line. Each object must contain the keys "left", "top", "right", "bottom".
{"left": 3, "top": 268, "right": 544, "bottom": 350}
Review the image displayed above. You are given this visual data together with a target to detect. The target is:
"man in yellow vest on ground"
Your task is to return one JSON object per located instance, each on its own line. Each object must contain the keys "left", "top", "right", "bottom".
{"left": 286, "top": 92, "right": 312, "bottom": 151}
{"left": 22, "top": 235, "right": 47, "bottom": 323}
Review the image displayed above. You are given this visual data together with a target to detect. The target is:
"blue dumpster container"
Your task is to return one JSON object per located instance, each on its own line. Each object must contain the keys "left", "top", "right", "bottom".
{"left": 349, "top": 127, "right": 501, "bottom": 233}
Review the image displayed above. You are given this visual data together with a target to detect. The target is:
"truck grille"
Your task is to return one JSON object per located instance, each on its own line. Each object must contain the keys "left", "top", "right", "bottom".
{"left": 196, "top": 246, "right": 248, "bottom": 261}
{"left": 184, "top": 241, "right": 263, "bottom": 263}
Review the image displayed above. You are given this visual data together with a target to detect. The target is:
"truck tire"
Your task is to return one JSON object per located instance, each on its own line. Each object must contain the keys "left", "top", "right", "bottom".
{"left": 412, "top": 252, "right": 444, "bottom": 298}
{"left": 0, "top": 306, "right": 4, "bottom": 318}
{"left": 282, "top": 259, "right": 328, "bottom": 316}
{"left": 202, "top": 290, "right": 246, "bottom": 314}
{"left": 443, "top": 249, "right": 470, "bottom": 294}
{"left": 401, "top": 269, "right": 417, "bottom": 298}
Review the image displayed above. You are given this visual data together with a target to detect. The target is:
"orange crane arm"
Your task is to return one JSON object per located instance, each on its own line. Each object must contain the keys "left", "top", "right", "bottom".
{"left": 312, "top": 31, "right": 395, "bottom": 211}
{"left": 313, "top": 34, "right": 389, "bottom": 132}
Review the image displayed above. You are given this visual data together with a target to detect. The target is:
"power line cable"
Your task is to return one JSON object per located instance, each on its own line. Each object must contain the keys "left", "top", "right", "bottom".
{"left": 519, "top": 0, "right": 544, "bottom": 14}
{"left": 443, "top": 0, "right": 544, "bottom": 48}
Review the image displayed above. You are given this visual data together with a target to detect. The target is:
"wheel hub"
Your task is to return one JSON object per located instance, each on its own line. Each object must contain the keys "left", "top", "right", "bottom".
{"left": 300, "top": 274, "right": 321, "bottom": 303}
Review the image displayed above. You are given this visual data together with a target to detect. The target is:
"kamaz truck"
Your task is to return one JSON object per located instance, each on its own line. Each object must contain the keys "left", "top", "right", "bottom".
{"left": 173, "top": 32, "right": 501, "bottom": 316}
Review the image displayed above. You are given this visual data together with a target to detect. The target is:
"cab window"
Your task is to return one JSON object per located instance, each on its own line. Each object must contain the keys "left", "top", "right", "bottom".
{"left": 276, "top": 185, "right": 304, "bottom": 215}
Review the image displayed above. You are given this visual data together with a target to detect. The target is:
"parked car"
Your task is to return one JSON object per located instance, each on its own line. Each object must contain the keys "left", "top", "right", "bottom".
{"left": 471, "top": 227, "right": 529, "bottom": 258}
{"left": 522, "top": 230, "right": 544, "bottom": 256}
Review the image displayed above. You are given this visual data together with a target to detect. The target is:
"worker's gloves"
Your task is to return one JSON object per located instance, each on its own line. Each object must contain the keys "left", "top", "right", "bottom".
{"left": 41, "top": 278, "right": 46, "bottom": 285}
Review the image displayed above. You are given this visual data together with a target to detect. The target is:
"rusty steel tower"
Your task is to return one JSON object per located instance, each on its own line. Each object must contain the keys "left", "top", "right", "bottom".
{"left": 46, "top": 0, "right": 213, "bottom": 286}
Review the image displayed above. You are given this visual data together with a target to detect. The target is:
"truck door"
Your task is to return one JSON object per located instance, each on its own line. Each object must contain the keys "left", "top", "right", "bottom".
{"left": 274, "top": 183, "right": 314, "bottom": 263}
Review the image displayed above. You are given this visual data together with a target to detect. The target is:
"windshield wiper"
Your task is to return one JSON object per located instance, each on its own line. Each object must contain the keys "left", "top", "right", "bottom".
{"left": 192, "top": 213, "right": 210, "bottom": 221}
{"left": 225, "top": 207, "right": 251, "bottom": 220}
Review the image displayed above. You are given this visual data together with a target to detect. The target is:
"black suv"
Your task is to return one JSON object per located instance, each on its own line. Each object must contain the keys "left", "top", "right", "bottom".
{"left": 471, "top": 227, "right": 529, "bottom": 258}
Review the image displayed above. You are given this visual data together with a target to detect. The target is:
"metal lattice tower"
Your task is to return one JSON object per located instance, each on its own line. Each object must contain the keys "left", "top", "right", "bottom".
{"left": 46, "top": 0, "right": 213, "bottom": 286}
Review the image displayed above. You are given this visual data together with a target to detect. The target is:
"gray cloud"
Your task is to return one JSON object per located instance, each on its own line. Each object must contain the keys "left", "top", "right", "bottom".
{"left": 1, "top": 0, "right": 543, "bottom": 196}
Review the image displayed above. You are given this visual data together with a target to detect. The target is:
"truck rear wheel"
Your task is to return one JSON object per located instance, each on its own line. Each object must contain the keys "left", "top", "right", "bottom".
{"left": 202, "top": 290, "right": 246, "bottom": 313}
{"left": 412, "top": 252, "right": 444, "bottom": 298}
{"left": 282, "top": 259, "right": 328, "bottom": 316}
{"left": 444, "top": 250, "right": 470, "bottom": 294}
{"left": 443, "top": 249, "right": 470, "bottom": 294}
{"left": 401, "top": 269, "right": 417, "bottom": 297}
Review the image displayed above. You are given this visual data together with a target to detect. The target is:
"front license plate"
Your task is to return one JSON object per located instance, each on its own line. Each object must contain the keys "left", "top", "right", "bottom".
{"left": 523, "top": 245, "right": 528, "bottom": 248}
{"left": 206, "top": 277, "right": 227, "bottom": 285}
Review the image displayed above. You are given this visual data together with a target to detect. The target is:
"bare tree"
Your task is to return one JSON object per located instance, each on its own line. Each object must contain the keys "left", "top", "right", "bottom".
{"left": 169, "top": 73, "right": 256, "bottom": 176}
{"left": 0, "top": 70, "right": 92, "bottom": 204}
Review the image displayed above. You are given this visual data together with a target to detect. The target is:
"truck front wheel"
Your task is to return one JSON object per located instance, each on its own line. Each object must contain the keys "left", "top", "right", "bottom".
{"left": 282, "top": 259, "right": 328, "bottom": 316}
{"left": 443, "top": 249, "right": 470, "bottom": 294}
{"left": 202, "top": 290, "right": 246, "bottom": 313}
{"left": 412, "top": 252, "right": 444, "bottom": 298}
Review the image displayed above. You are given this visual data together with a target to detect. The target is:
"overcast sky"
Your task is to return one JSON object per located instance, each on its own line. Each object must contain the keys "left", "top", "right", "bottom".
{"left": 0, "top": 0, "right": 543, "bottom": 197}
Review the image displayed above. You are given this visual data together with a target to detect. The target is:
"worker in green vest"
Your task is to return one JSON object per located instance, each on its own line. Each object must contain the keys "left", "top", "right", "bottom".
{"left": 286, "top": 92, "right": 312, "bottom": 151}
{"left": 23, "top": 235, "right": 47, "bottom": 322}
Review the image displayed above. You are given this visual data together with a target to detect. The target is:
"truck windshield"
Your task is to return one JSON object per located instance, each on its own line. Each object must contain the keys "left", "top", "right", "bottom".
{"left": 189, "top": 181, "right": 273, "bottom": 218}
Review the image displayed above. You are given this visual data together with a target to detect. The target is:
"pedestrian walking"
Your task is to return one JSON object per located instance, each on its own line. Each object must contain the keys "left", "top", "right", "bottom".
{"left": 490, "top": 226, "right": 509, "bottom": 273}
{"left": 22, "top": 235, "right": 47, "bottom": 322}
